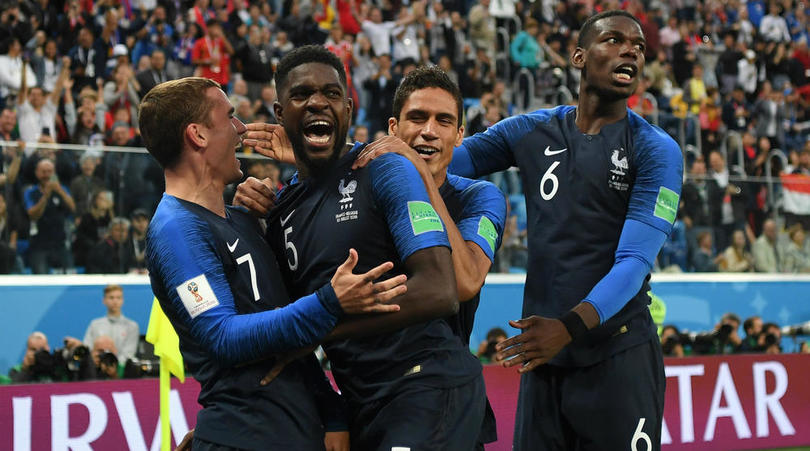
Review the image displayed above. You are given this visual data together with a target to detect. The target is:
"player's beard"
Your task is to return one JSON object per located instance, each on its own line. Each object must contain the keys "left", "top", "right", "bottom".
{"left": 290, "top": 127, "right": 350, "bottom": 177}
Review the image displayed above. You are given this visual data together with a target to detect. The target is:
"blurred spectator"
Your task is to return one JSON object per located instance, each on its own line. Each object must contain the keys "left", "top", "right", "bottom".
{"left": 254, "top": 83, "right": 277, "bottom": 123}
{"left": 91, "top": 335, "right": 122, "bottom": 380}
{"left": 738, "top": 49, "right": 760, "bottom": 102}
{"left": 0, "top": 107, "right": 18, "bottom": 142}
{"left": 752, "top": 80, "right": 786, "bottom": 149}
{"left": 67, "top": 27, "right": 104, "bottom": 94}
{"left": 192, "top": 19, "right": 233, "bottom": 88}
{"left": 761, "top": 322, "right": 783, "bottom": 354}
{"left": 103, "top": 63, "right": 141, "bottom": 130}
{"left": 720, "top": 229, "right": 754, "bottom": 272}
{"left": 363, "top": 53, "right": 396, "bottom": 136}
{"left": 717, "top": 33, "right": 742, "bottom": 95}
{"left": 24, "top": 158, "right": 75, "bottom": 274}
{"left": 660, "top": 325, "right": 685, "bottom": 357}
{"left": 361, "top": 6, "right": 398, "bottom": 57}
{"left": 85, "top": 216, "right": 136, "bottom": 274}
{"left": 31, "top": 39, "right": 67, "bottom": 95}
{"left": 476, "top": 327, "right": 507, "bottom": 364}
{"left": 69, "top": 152, "right": 105, "bottom": 218}
{"left": 129, "top": 208, "right": 149, "bottom": 273}
{"left": 135, "top": 49, "right": 169, "bottom": 99}
{"left": 752, "top": 218, "right": 782, "bottom": 272}
{"left": 8, "top": 332, "right": 61, "bottom": 383}
{"left": 72, "top": 189, "right": 113, "bottom": 268}
{"left": 352, "top": 125, "right": 368, "bottom": 144}
{"left": 83, "top": 285, "right": 139, "bottom": 362}
{"left": 17, "top": 61, "right": 69, "bottom": 145}
{"left": 708, "top": 150, "right": 747, "bottom": 251}
{"left": 236, "top": 24, "right": 274, "bottom": 101}
{"left": 468, "top": 0, "right": 495, "bottom": 58}
{"left": 0, "top": 138, "right": 22, "bottom": 191}
{"left": 739, "top": 315, "right": 764, "bottom": 353}
{"left": 760, "top": 2, "right": 791, "bottom": 43}
{"left": 782, "top": 224, "right": 810, "bottom": 273}
{"left": 722, "top": 86, "right": 750, "bottom": 133}
{"left": 683, "top": 64, "right": 707, "bottom": 116}
{"left": 0, "top": 37, "right": 36, "bottom": 105}
{"left": 692, "top": 230, "right": 724, "bottom": 272}
{"left": 510, "top": 18, "right": 541, "bottom": 73}
{"left": 696, "top": 313, "right": 742, "bottom": 355}
{"left": 64, "top": 78, "right": 107, "bottom": 146}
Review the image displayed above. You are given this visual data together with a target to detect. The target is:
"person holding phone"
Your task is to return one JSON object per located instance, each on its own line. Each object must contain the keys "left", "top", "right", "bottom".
{"left": 24, "top": 158, "right": 75, "bottom": 273}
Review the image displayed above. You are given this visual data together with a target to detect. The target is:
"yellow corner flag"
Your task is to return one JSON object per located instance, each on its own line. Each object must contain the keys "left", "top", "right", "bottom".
{"left": 146, "top": 296, "right": 185, "bottom": 451}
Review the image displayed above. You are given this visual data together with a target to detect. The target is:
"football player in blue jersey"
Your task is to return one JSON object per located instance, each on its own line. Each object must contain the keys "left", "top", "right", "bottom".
{"left": 353, "top": 65, "right": 508, "bottom": 448}
{"left": 237, "top": 46, "right": 488, "bottom": 450}
{"left": 445, "top": 10, "right": 683, "bottom": 450}
{"left": 138, "top": 77, "right": 408, "bottom": 450}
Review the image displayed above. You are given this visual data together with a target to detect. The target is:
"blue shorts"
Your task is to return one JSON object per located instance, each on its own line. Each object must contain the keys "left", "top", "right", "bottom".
{"left": 513, "top": 337, "right": 665, "bottom": 451}
{"left": 349, "top": 375, "right": 487, "bottom": 451}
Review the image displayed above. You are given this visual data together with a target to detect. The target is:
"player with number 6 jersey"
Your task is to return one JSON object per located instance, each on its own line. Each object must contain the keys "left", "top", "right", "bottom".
{"left": 449, "top": 10, "right": 683, "bottom": 450}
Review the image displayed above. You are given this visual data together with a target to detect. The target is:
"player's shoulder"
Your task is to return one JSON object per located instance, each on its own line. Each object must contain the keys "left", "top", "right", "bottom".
{"left": 627, "top": 109, "right": 681, "bottom": 158}
{"left": 147, "top": 194, "right": 210, "bottom": 245}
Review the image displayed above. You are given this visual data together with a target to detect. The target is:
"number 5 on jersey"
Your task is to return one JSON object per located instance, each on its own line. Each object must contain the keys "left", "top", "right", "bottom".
{"left": 280, "top": 209, "right": 298, "bottom": 271}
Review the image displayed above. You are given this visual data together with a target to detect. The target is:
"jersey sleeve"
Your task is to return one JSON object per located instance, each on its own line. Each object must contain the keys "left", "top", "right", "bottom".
{"left": 146, "top": 204, "right": 341, "bottom": 367}
{"left": 449, "top": 108, "right": 561, "bottom": 178}
{"left": 626, "top": 119, "right": 684, "bottom": 235}
{"left": 368, "top": 153, "right": 450, "bottom": 261}
{"left": 456, "top": 181, "right": 508, "bottom": 262}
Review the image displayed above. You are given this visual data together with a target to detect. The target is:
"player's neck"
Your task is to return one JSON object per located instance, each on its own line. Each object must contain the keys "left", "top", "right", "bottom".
{"left": 164, "top": 170, "right": 228, "bottom": 217}
{"left": 575, "top": 92, "right": 628, "bottom": 135}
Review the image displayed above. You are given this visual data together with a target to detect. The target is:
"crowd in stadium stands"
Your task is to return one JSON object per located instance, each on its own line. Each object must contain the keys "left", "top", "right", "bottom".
{"left": 660, "top": 313, "right": 810, "bottom": 357}
{"left": 0, "top": 0, "right": 809, "bottom": 276}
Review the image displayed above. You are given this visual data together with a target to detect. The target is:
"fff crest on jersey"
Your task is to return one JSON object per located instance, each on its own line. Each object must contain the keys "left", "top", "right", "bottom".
{"left": 336, "top": 178, "right": 359, "bottom": 223}
{"left": 608, "top": 147, "right": 630, "bottom": 191}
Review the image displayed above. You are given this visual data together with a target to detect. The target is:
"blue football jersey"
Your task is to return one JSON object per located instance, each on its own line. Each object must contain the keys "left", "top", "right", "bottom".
{"left": 440, "top": 173, "right": 507, "bottom": 345}
{"left": 450, "top": 106, "right": 683, "bottom": 366}
{"left": 268, "top": 145, "right": 483, "bottom": 402}
{"left": 146, "top": 194, "right": 343, "bottom": 448}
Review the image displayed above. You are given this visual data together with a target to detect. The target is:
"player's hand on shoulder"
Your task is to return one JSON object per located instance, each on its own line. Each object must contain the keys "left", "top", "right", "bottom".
{"left": 324, "top": 431, "right": 350, "bottom": 451}
{"left": 243, "top": 122, "right": 296, "bottom": 164}
{"left": 352, "top": 135, "right": 428, "bottom": 173}
{"left": 495, "top": 315, "right": 571, "bottom": 373}
{"left": 233, "top": 176, "right": 275, "bottom": 217}
{"left": 330, "top": 248, "right": 407, "bottom": 314}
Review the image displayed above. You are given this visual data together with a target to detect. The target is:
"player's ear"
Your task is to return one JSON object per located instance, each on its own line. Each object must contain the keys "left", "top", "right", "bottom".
{"left": 346, "top": 96, "right": 353, "bottom": 117}
{"left": 571, "top": 47, "right": 585, "bottom": 70}
{"left": 185, "top": 122, "right": 206, "bottom": 149}
{"left": 388, "top": 117, "right": 398, "bottom": 135}
{"left": 455, "top": 124, "right": 464, "bottom": 147}
{"left": 273, "top": 102, "right": 284, "bottom": 126}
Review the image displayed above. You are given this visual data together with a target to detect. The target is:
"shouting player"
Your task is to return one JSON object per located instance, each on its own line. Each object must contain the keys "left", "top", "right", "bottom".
{"left": 448, "top": 10, "right": 683, "bottom": 450}
{"left": 241, "top": 45, "right": 487, "bottom": 450}
{"left": 139, "top": 77, "right": 406, "bottom": 450}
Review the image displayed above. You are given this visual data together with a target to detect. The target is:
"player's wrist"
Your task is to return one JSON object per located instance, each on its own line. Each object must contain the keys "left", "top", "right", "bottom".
{"left": 560, "top": 310, "right": 588, "bottom": 343}
{"left": 317, "top": 282, "right": 344, "bottom": 318}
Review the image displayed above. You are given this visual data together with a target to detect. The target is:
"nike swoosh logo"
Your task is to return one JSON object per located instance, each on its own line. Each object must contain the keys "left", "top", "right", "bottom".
{"left": 280, "top": 209, "right": 295, "bottom": 227}
{"left": 544, "top": 146, "right": 567, "bottom": 156}
{"left": 227, "top": 239, "right": 239, "bottom": 253}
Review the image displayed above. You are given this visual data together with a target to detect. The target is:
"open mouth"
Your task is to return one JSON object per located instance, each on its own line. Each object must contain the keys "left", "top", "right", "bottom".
{"left": 413, "top": 145, "right": 440, "bottom": 158}
{"left": 303, "top": 119, "right": 334, "bottom": 147}
{"left": 613, "top": 64, "right": 637, "bottom": 83}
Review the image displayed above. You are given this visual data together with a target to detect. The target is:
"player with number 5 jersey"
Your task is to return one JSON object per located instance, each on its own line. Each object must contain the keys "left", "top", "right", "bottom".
{"left": 448, "top": 10, "right": 683, "bottom": 450}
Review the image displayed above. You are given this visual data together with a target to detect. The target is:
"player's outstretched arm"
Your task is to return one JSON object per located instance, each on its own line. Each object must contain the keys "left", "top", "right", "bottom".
{"left": 354, "top": 136, "right": 498, "bottom": 301}
{"left": 326, "top": 246, "right": 458, "bottom": 341}
{"left": 242, "top": 122, "right": 297, "bottom": 164}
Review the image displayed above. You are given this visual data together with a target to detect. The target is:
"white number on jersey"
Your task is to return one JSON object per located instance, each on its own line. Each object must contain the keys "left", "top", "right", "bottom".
{"left": 540, "top": 161, "right": 561, "bottom": 201}
{"left": 235, "top": 253, "right": 260, "bottom": 301}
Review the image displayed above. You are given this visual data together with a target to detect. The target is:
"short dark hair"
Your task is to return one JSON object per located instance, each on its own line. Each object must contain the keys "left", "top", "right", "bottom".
{"left": 577, "top": 10, "right": 642, "bottom": 48}
{"left": 274, "top": 45, "right": 347, "bottom": 99}
{"left": 743, "top": 316, "right": 761, "bottom": 333}
{"left": 392, "top": 65, "right": 464, "bottom": 127}
{"left": 138, "top": 77, "right": 220, "bottom": 168}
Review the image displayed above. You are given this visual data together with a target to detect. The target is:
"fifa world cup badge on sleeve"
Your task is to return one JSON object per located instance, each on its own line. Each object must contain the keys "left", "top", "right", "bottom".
{"left": 177, "top": 274, "right": 220, "bottom": 318}
{"left": 654, "top": 186, "right": 679, "bottom": 224}
{"left": 407, "top": 201, "right": 444, "bottom": 235}
{"left": 477, "top": 216, "right": 498, "bottom": 253}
